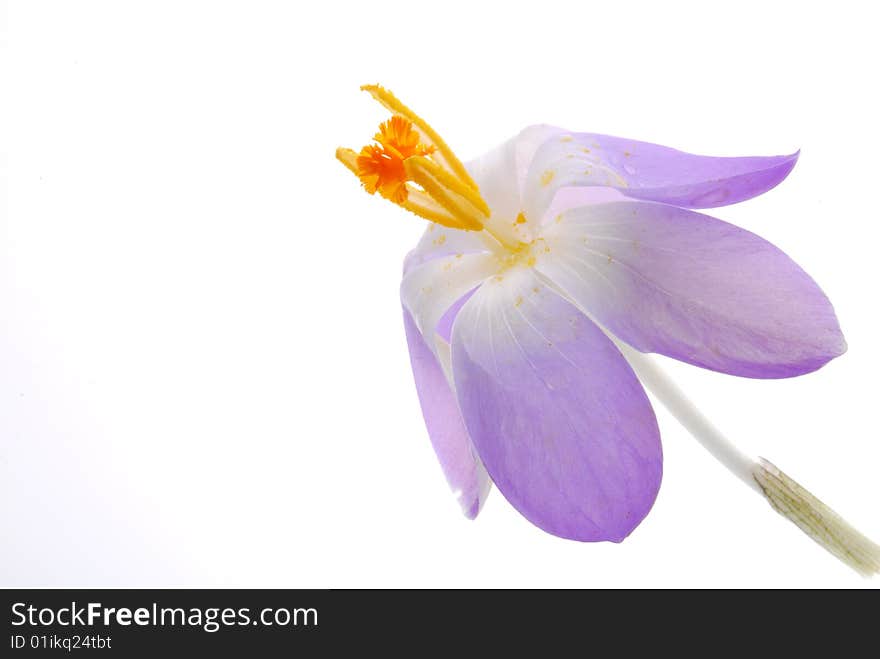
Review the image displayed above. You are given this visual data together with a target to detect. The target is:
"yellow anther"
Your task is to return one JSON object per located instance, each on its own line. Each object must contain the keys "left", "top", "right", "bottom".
{"left": 401, "top": 190, "right": 474, "bottom": 231}
{"left": 336, "top": 85, "right": 490, "bottom": 233}
{"left": 336, "top": 147, "right": 477, "bottom": 231}
{"left": 343, "top": 115, "right": 436, "bottom": 205}
{"left": 336, "top": 147, "right": 359, "bottom": 174}
{"left": 404, "top": 156, "right": 484, "bottom": 231}
{"left": 360, "top": 84, "right": 479, "bottom": 192}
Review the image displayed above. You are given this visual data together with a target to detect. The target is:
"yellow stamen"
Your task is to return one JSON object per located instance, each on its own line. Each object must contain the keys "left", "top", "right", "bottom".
{"left": 404, "top": 155, "right": 489, "bottom": 217}
{"left": 335, "top": 146, "right": 359, "bottom": 174}
{"left": 400, "top": 187, "right": 472, "bottom": 230}
{"left": 336, "top": 147, "right": 477, "bottom": 231}
{"left": 404, "top": 156, "right": 484, "bottom": 231}
{"left": 335, "top": 85, "right": 491, "bottom": 234}
{"left": 360, "top": 84, "right": 479, "bottom": 192}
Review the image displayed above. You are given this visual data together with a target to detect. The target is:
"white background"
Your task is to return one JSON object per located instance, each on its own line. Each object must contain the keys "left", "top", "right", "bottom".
{"left": 2, "top": 1, "right": 879, "bottom": 588}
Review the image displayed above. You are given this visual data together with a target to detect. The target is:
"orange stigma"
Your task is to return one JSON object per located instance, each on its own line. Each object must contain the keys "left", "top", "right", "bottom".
{"left": 355, "top": 116, "right": 435, "bottom": 204}
{"left": 336, "top": 85, "right": 489, "bottom": 232}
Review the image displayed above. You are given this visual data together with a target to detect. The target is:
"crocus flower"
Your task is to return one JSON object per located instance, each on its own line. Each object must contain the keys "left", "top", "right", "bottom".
{"left": 337, "top": 86, "right": 879, "bottom": 573}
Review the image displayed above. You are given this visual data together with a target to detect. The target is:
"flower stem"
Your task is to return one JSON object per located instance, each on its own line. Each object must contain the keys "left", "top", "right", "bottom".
{"left": 616, "top": 341, "right": 880, "bottom": 576}
{"left": 615, "top": 341, "right": 760, "bottom": 493}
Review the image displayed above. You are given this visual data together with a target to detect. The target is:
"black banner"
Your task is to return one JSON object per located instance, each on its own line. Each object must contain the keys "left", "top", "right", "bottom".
{"left": 0, "top": 588, "right": 872, "bottom": 654}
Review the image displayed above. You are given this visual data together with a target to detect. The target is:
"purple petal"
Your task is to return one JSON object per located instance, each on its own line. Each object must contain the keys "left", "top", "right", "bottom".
{"left": 403, "top": 309, "right": 491, "bottom": 518}
{"left": 401, "top": 252, "right": 497, "bottom": 352}
{"left": 537, "top": 201, "right": 846, "bottom": 378}
{"left": 436, "top": 287, "right": 477, "bottom": 344}
{"left": 451, "top": 268, "right": 662, "bottom": 541}
{"left": 523, "top": 128, "right": 798, "bottom": 222}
